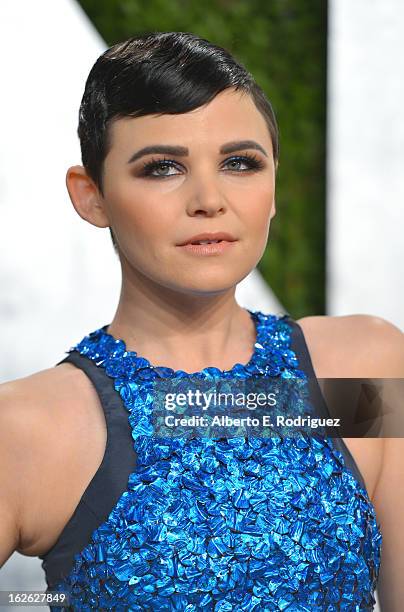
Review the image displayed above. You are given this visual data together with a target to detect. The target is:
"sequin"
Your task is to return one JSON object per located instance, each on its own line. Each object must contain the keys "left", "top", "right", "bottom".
{"left": 47, "top": 311, "right": 382, "bottom": 611}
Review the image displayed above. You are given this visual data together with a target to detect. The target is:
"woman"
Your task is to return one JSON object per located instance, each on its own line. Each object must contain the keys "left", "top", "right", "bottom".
{"left": 0, "top": 32, "right": 403, "bottom": 611}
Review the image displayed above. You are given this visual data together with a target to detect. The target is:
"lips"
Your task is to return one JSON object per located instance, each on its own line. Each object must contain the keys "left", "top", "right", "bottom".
{"left": 177, "top": 232, "right": 236, "bottom": 246}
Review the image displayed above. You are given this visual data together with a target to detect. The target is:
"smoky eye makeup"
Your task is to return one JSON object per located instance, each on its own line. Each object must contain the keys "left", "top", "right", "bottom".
{"left": 137, "top": 152, "right": 266, "bottom": 179}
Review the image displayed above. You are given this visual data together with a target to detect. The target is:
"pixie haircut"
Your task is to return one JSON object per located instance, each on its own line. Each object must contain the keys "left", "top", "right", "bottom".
{"left": 78, "top": 31, "right": 280, "bottom": 254}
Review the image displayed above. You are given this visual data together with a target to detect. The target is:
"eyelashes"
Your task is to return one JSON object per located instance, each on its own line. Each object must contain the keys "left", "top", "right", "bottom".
{"left": 139, "top": 153, "right": 265, "bottom": 179}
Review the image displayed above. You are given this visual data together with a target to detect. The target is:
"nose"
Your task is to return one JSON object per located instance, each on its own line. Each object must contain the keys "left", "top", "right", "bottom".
{"left": 185, "top": 174, "right": 227, "bottom": 217}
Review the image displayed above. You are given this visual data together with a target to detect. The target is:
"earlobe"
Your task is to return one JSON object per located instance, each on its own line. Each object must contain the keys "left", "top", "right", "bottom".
{"left": 65, "top": 165, "right": 110, "bottom": 228}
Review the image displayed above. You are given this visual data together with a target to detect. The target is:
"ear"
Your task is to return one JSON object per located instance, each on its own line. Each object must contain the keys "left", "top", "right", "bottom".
{"left": 270, "top": 168, "right": 277, "bottom": 219}
{"left": 270, "top": 160, "right": 278, "bottom": 220}
{"left": 65, "top": 165, "right": 110, "bottom": 228}
{"left": 270, "top": 197, "right": 276, "bottom": 220}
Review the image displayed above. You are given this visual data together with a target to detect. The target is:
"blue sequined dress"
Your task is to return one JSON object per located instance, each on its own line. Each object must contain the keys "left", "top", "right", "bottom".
{"left": 40, "top": 310, "right": 382, "bottom": 611}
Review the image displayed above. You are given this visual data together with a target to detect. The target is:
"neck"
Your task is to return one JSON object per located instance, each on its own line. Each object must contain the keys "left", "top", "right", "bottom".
{"left": 106, "top": 271, "right": 256, "bottom": 373}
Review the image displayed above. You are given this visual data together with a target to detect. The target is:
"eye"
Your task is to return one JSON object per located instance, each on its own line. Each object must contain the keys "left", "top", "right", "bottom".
{"left": 139, "top": 153, "right": 265, "bottom": 179}
{"left": 223, "top": 154, "right": 264, "bottom": 172}
{"left": 140, "top": 157, "right": 181, "bottom": 178}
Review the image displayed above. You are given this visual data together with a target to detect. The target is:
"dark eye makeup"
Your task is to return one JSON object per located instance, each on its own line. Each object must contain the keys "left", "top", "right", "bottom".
{"left": 138, "top": 153, "right": 266, "bottom": 179}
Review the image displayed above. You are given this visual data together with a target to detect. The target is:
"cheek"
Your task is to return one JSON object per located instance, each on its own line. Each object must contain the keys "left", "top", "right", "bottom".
{"left": 121, "top": 213, "right": 167, "bottom": 255}
{"left": 243, "top": 191, "right": 273, "bottom": 229}
{"left": 109, "top": 186, "right": 171, "bottom": 244}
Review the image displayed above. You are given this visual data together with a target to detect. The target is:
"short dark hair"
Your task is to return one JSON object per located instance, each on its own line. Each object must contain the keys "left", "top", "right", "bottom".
{"left": 77, "top": 31, "right": 280, "bottom": 255}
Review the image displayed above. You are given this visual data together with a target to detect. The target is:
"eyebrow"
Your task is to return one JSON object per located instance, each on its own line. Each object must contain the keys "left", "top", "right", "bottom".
{"left": 127, "top": 140, "right": 268, "bottom": 164}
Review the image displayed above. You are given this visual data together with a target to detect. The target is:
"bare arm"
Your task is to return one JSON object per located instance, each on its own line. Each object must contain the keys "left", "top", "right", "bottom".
{"left": 365, "top": 316, "right": 404, "bottom": 611}
{"left": 0, "top": 383, "right": 25, "bottom": 566}
{"left": 374, "top": 437, "right": 404, "bottom": 611}
{"left": 0, "top": 376, "right": 49, "bottom": 566}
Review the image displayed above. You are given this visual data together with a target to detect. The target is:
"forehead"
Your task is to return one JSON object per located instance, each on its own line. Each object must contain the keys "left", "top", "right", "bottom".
{"left": 107, "top": 89, "right": 271, "bottom": 153}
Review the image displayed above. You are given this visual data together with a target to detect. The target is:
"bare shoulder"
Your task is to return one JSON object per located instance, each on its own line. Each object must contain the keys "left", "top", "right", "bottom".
{"left": 0, "top": 363, "right": 91, "bottom": 414}
{"left": 0, "top": 362, "right": 93, "bottom": 458}
{"left": 0, "top": 362, "right": 105, "bottom": 556}
{"left": 294, "top": 313, "right": 404, "bottom": 508}
{"left": 296, "top": 313, "right": 404, "bottom": 377}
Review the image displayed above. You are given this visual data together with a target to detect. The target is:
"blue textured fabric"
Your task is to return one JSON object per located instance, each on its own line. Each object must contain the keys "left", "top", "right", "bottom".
{"left": 48, "top": 310, "right": 382, "bottom": 611}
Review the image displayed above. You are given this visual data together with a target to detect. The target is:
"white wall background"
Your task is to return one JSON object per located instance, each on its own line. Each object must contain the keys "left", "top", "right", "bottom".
{"left": 327, "top": 0, "right": 404, "bottom": 331}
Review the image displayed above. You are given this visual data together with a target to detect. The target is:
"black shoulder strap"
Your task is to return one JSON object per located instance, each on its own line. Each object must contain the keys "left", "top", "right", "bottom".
{"left": 284, "top": 316, "right": 368, "bottom": 493}
{"left": 56, "top": 351, "right": 124, "bottom": 426}
{"left": 40, "top": 350, "right": 137, "bottom": 588}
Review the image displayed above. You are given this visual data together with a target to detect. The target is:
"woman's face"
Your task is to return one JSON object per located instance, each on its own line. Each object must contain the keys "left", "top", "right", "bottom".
{"left": 100, "top": 87, "right": 276, "bottom": 296}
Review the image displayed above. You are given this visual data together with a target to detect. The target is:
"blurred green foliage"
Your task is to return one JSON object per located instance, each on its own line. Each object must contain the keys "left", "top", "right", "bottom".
{"left": 78, "top": 0, "right": 327, "bottom": 318}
